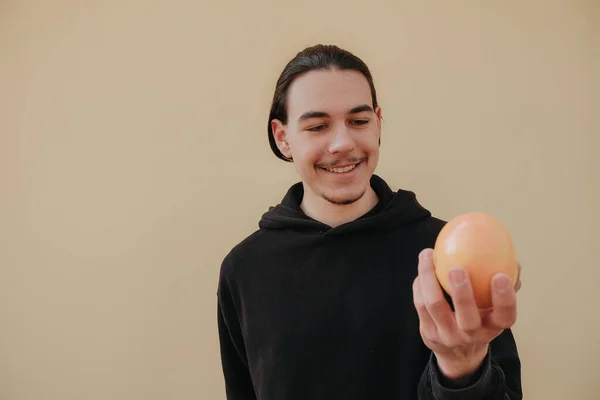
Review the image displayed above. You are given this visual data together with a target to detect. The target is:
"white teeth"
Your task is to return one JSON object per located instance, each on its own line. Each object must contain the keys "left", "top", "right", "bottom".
{"left": 326, "top": 163, "right": 358, "bottom": 173}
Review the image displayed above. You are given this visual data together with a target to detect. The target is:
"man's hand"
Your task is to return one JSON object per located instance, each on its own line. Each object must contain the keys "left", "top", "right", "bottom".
{"left": 412, "top": 248, "right": 522, "bottom": 384}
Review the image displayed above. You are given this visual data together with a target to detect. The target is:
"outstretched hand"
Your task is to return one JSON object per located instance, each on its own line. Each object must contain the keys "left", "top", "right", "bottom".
{"left": 412, "top": 248, "right": 522, "bottom": 383}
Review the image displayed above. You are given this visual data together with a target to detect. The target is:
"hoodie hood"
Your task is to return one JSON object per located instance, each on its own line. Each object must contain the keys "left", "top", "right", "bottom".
{"left": 258, "top": 174, "right": 432, "bottom": 235}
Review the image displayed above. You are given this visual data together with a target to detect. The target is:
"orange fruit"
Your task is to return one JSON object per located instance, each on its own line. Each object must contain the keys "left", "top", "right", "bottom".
{"left": 433, "top": 212, "right": 518, "bottom": 309}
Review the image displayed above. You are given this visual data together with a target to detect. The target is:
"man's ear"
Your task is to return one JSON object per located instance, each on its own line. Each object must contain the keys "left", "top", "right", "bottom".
{"left": 271, "top": 119, "right": 292, "bottom": 159}
{"left": 375, "top": 106, "right": 383, "bottom": 145}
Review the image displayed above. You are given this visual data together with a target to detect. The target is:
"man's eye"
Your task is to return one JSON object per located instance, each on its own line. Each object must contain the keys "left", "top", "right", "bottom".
{"left": 307, "top": 124, "right": 327, "bottom": 132}
{"left": 351, "top": 119, "right": 369, "bottom": 126}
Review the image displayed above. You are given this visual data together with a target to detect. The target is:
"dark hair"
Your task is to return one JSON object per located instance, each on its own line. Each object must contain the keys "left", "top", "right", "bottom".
{"left": 267, "top": 44, "right": 379, "bottom": 162}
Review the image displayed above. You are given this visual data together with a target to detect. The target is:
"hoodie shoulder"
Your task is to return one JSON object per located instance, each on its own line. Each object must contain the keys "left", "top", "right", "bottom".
{"left": 218, "top": 229, "right": 264, "bottom": 276}
{"left": 217, "top": 226, "right": 287, "bottom": 295}
{"left": 423, "top": 216, "right": 447, "bottom": 236}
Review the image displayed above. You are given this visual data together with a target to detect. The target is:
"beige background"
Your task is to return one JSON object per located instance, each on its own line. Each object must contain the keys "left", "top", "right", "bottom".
{"left": 1, "top": 1, "right": 598, "bottom": 399}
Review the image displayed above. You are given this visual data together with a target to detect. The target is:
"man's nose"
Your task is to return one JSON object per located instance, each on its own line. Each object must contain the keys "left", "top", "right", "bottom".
{"left": 328, "top": 127, "right": 356, "bottom": 154}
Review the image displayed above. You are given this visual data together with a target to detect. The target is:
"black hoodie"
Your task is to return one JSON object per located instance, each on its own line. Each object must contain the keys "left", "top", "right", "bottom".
{"left": 217, "top": 175, "right": 522, "bottom": 400}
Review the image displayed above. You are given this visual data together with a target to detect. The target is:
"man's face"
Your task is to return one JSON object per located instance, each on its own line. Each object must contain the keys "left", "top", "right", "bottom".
{"left": 272, "top": 69, "right": 382, "bottom": 205}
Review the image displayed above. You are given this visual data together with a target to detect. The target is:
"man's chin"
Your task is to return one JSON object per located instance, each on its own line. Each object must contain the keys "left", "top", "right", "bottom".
{"left": 321, "top": 189, "right": 366, "bottom": 206}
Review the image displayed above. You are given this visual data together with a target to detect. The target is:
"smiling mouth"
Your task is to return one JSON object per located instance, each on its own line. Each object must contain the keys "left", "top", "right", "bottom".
{"left": 319, "top": 160, "right": 363, "bottom": 174}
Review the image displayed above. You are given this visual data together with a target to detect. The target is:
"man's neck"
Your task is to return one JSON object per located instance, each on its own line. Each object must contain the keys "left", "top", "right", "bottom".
{"left": 300, "top": 185, "right": 379, "bottom": 228}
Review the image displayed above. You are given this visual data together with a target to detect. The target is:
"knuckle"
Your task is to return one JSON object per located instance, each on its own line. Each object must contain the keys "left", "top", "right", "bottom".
{"left": 421, "top": 329, "right": 440, "bottom": 347}
{"left": 459, "top": 323, "right": 480, "bottom": 336}
{"left": 505, "top": 313, "right": 517, "bottom": 327}
{"left": 414, "top": 301, "right": 427, "bottom": 314}
{"left": 493, "top": 310, "right": 517, "bottom": 328}
{"left": 412, "top": 278, "right": 420, "bottom": 293}
{"left": 453, "top": 295, "right": 473, "bottom": 308}
{"left": 426, "top": 298, "right": 448, "bottom": 313}
{"left": 419, "top": 325, "right": 437, "bottom": 341}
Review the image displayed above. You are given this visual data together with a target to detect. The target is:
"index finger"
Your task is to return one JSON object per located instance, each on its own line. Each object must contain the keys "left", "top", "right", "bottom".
{"left": 418, "top": 249, "right": 456, "bottom": 337}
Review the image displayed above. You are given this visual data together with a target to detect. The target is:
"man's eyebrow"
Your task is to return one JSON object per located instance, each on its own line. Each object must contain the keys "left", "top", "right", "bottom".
{"left": 297, "top": 104, "right": 374, "bottom": 122}
{"left": 348, "top": 104, "right": 374, "bottom": 114}
{"left": 298, "top": 111, "right": 330, "bottom": 122}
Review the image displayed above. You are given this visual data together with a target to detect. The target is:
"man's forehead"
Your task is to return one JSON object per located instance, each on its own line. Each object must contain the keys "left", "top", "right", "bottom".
{"left": 287, "top": 70, "right": 372, "bottom": 118}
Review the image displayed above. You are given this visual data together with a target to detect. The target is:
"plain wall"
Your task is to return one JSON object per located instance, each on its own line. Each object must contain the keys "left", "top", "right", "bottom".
{"left": 1, "top": 1, "right": 598, "bottom": 399}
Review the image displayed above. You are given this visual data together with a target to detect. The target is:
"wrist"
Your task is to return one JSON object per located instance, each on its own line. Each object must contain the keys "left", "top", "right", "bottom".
{"left": 435, "top": 346, "right": 488, "bottom": 386}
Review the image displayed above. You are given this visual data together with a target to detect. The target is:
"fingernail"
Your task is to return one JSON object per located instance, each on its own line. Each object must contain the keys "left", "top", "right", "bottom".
{"left": 493, "top": 274, "right": 511, "bottom": 292}
{"left": 449, "top": 268, "right": 466, "bottom": 287}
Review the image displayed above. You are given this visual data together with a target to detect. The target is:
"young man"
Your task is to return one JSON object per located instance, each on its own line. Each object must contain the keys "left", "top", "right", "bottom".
{"left": 216, "top": 44, "right": 523, "bottom": 399}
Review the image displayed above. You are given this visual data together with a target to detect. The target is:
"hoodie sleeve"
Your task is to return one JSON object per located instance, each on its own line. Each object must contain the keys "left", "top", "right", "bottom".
{"left": 217, "top": 279, "right": 257, "bottom": 400}
{"left": 417, "top": 329, "right": 523, "bottom": 399}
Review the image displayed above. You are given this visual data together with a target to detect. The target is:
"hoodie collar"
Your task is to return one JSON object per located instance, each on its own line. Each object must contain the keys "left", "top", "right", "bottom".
{"left": 259, "top": 174, "right": 431, "bottom": 235}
